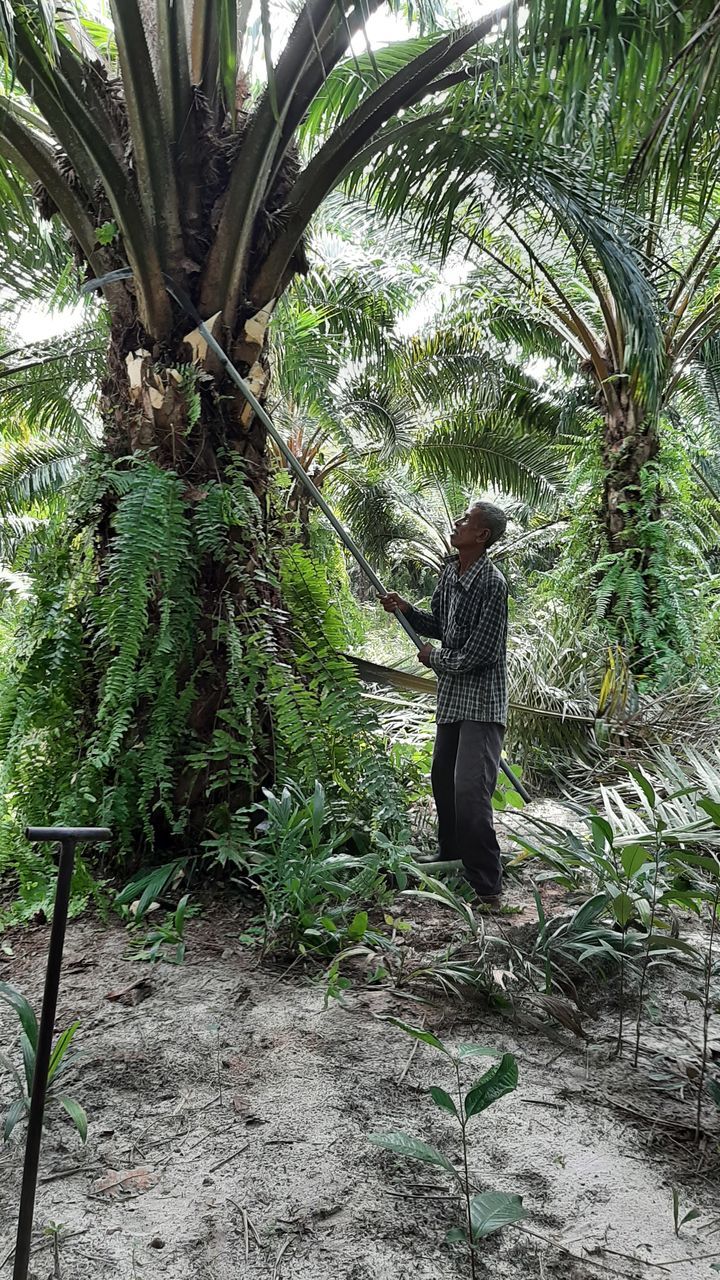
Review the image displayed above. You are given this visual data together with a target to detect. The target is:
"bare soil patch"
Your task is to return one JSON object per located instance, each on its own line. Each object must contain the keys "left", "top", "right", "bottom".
{"left": 2, "top": 856, "right": 719, "bottom": 1280}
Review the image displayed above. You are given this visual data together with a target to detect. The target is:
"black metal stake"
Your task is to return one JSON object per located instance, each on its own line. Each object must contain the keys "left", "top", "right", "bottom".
{"left": 12, "top": 826, "right": 111, "bottom": 1280}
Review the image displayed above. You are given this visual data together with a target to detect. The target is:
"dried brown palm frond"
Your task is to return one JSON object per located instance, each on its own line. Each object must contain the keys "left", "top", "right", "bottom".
{"left": 610, "top": 686, "right": 720, "bottom": 764}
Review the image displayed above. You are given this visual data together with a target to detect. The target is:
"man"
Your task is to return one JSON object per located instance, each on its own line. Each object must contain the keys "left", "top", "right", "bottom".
{"left": 381, "top": 501, "right": 508, "bottom": 902}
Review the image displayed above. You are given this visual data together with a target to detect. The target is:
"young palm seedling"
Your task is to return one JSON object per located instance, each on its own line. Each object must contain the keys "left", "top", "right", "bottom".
{"left": 242, "top": 782, "right": 396, "bottom": 958}
{"left": 671, "top": 798, "right": 720, "bottom": 1140}
{"left": 43, "top": 1221, "right": 67, "bottom": 1279}
{"left": 672, "top": 1188, "right": 702, "bottom": 1237}
{"left": 369, "top": 1018, "right": 524, "bottom": 1278}
{"left": 128, "top": 894, "right": 197, "bottom": 965}
{"left": 0, "top": 982, "right": 87, "bottom": 1142}
{"left": 396, "top": 869, "right": 500, "bottom": 1000}
{"left": 584, "top": 811, "right": 656, "bottom": 1057}
{"left": 402, "top": 867, "right": 482, "bottom": 940}
{"left": 625, "top": 769, "right": 671, "bottom": 1069}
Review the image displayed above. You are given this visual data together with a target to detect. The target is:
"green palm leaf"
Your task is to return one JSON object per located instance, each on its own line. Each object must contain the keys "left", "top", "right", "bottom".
{"left": 0, "top": 438, "right": 80, "bottom": 514}
{"left": 301, "top": 33, "right": 461, "bottom": 141}
{"left": 347, "top": 92, "right": 664, "bottom": 406}
{"left": 0, "top": 160, "right": 77, "bottom": 305}
{"left": 0, "top": 320, "right": 104, "bottom": 442}
{"left": 412, "top": 421, "right": 563, "bottom": 506}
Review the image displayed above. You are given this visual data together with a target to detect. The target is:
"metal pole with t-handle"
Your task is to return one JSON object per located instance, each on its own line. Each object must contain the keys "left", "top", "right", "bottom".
{"left": 81, "top": 269, "right": 530, "bottom": 804}
{"left": 12, "top": 826, "right": 112, "bottom": 1280}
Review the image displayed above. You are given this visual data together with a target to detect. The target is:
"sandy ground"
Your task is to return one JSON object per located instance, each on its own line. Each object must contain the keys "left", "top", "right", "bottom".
{"left": 2, "top": 832, "right": 720, "bottom": 1280}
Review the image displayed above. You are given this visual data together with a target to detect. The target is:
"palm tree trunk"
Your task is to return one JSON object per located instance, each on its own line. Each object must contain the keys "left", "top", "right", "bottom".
{"left": 601, "top": 396, "right": 659, "bottom": 555}
{"left": 89, "top": 307, "right": 285, "bottom": 850}
{"left": 599, "top": 394, "right": 662, "bottom": 665}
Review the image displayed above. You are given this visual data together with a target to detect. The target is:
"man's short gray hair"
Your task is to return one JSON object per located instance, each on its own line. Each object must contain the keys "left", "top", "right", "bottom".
{"left": 471, "top": 501, "right": 507, "bottom": 547}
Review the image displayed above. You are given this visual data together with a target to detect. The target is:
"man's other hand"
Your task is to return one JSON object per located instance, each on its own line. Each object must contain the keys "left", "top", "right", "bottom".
{"left": 380, "top": 592, "right": 410, "bottom": 614}
{"left": 417, "top": 643, "right": 435, "bottom": 666}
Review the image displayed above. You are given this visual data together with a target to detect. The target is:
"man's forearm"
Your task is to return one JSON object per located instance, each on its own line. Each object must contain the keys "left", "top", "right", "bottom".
{"left": 426, "top": 626, "right": 505, "bottom": 673}
{"left": 406, "top": 605, "right": 443, "bottom": 640}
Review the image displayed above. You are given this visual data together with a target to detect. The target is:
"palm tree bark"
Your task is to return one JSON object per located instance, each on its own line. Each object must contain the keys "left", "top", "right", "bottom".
{"left": 601, "top": 394, "right": 660, "bottom": 554}
{"left": 93, "top": 292, "right": 284, "bottom": 844}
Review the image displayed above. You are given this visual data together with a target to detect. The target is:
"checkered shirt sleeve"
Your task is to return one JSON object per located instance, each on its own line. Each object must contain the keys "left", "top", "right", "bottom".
{"left": 407, "top": 558, "right": 508, "bottom": 725}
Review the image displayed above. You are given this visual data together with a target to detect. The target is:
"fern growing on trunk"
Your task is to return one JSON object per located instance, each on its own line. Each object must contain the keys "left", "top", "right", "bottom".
{"left": 0, "top": 463, "right": 407, "bottom": 905}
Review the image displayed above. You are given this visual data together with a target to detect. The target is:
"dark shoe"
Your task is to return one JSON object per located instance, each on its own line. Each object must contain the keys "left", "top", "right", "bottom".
{"left": 476, "top": 894, "right": 502, "bottom": 909}
{"left": 415, "top": 848, "right": 443, "bottom": 864}
{"left": 464, "top": 873, "right": 503, "bottom": 906}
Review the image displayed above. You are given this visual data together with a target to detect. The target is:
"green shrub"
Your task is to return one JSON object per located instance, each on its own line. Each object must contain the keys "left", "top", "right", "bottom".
{"left": 0, "top": 981, "right": 87, "bottom": 1143}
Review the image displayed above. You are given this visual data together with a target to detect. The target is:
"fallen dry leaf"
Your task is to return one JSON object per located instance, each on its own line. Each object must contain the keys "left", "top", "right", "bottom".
{"left": 534, "top": 993, "right": 588, "bottom": 1040}
{"left": 232, "top": 1098, "right": 267, "bottom": 1125}
{"left": 491, "top": 967, "right": 516, "bottom": 990}
{"left": 65, "top": 957, "right": 97, "bottom": 973}
{"left": 105, "top": 977, "right": 153, "bottom": 1006}
{"left": 128, "top": 899, "right": 161, "bottom": 918}
{"left": 92, "top": 1167, "right": 157, "bottom": 1197}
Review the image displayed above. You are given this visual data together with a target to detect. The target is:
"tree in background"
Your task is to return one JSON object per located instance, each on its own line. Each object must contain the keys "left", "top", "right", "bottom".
{"left": 270, "top": 203, "right": 567, "bottom": 559}
{"left": 450, "top": 201, "right": 720, "bottom": 681}
{"left": 339, "top": 0, "right": 720, "bottom": 681}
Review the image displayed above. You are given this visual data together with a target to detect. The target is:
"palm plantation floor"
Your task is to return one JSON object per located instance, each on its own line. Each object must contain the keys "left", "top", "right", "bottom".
{"left": 1, "top": 886, "right": 718, "bottom": 1280}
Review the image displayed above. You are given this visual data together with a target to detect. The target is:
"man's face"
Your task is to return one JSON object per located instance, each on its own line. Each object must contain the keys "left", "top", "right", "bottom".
{"left": 450, "top": 506, "right": 490, "bottom": 551}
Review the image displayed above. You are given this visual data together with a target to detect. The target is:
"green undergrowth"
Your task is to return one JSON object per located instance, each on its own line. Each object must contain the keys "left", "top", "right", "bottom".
{"left": 0, "top": 456, "right": 410, "bottom": 927}
{"left": 200, "top": 749, "right": 720, "bottom": 1140}
{"left": 544, "top": 433, "right": 720, "bottom": 691}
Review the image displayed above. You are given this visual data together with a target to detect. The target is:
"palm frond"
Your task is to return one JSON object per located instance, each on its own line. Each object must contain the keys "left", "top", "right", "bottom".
{"left": 334, "top": 467, "right": 427, "bottom": 570}
{"left": 247, "top": 12, "right": 505, "bottom": 309}
{"left": 0, "top": 159, "right": 78, "bottom": 306}
{"left": 401, "top": 323, "right": 574, "bottom": 432}
{"left": 412, "top": 423, "right": 562, "bottom": 507}
{"left": 0, "top": 437, "right": 80, "bottom": 516}
{"left": 299, "top": 30, "right": 480, "bottom": 142}
{"left": 512, "top": 2, "right": 720, "bottom": 214}
{"left": 631, "top": 7, "right": 720, "bottom": 209}
{"left": 0, "top": 319, "right": 105, "bottom": 442}
{"left": 478, "top": 298, "right": 579, "bottom": 373}
{"left": 270, "top": 298, "right": 343, "bottom": 411}
{"left": 506, "top": 603, "right": 604, "bottom": 780}
{"left": 337, "top": 376, "right": 418, "bottom": 460}
{"left": 346, "top": 88, "right": 665, "bottom": 407}
{"left": 272, "top": 203, "right": 430, "bottom": 410}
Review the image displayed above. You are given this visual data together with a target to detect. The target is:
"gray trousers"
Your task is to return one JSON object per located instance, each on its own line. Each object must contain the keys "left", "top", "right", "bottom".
{"left": 431, "top": 720, "right": 505, "bottom": 896}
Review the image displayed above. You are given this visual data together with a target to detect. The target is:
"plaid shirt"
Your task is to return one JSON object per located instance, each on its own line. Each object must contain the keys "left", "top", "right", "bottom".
{"left": 406, "top": 556, "right": 508, "bottom": 726}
